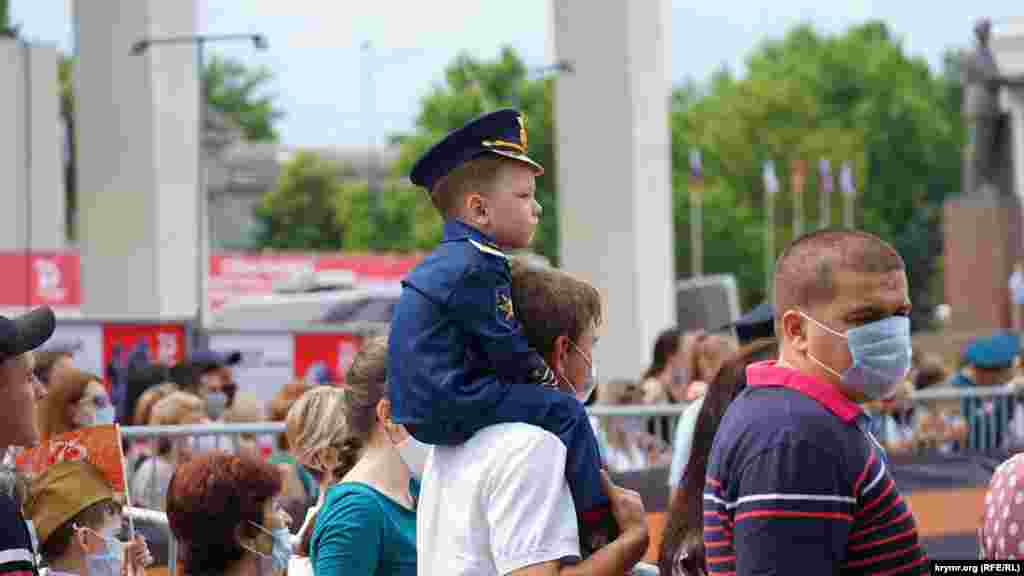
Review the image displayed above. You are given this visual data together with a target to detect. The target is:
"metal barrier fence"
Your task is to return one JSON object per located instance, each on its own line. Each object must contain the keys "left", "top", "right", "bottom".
{"left": 114, "top": 388, "right": 1024, "bottom": 575}
{"left": 870, "top": 384, "right": 1021, "bottom": 454}
{"left": 118, "top": 418, "right": 664, "bottom": 575}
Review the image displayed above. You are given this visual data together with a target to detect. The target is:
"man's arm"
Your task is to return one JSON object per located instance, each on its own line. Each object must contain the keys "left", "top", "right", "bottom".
{"left": 726, "top": 438, "right": 853, "bottom": 576}
{"left": 448, "top": 265, "right": 553, "bottom": 385}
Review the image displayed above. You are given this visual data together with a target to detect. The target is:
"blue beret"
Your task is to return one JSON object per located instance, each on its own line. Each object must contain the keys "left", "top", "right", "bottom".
{"left": 410, "top": 108, "right": 544, "bottom": 192}
{"left": 713, "top": 302, "right": 775, "bottom": 345}
{"left": 963, "top": 332, "right": 1020, "bottom": 368}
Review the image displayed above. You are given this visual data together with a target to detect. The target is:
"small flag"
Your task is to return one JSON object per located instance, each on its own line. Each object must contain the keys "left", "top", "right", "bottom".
{"left": 689, "top": 148, "right": 703, "bottom": 182}
{"left": 840, "top": 162, "right": 856, "bottom": 197}
{"left": 791, "top": 159, "right": 807, "bottom": 195}
{"left": 819, "top": 159, "right": 833, "bottom": 194}
{"left": 763, "top": 161, "right": 779, "bottom": 195}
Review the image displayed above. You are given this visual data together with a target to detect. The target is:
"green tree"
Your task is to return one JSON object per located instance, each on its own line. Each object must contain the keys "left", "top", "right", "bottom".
{"left": 254, "top": 151, "right": 348, "bottom": 250}
{"left": 0, "top": 0, "right": 16, "bottom": 37}
{"left": 674, "top": 21, "right": 962, "bottom": 322}
{"left": 393, "top": 47, "right": 560, "bottom": 263}
{"left": 60, "top": 54, "right": 74, "bottom": 240}
{"left": 203, "top": 53, "right": 283, "bottom": 141}
{"left": 254, "top": 152, "right": 440, "bottom": 252}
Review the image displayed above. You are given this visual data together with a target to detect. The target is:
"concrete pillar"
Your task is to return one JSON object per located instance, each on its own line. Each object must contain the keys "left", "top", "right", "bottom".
{"left": 553, "top": 0, "right": 674, "bottom": 381}
{"left": 74, "top": 0, "right": 199, "bottom": 319}
{"left": 0, "top": 40, "right": 65, "bottom": 252}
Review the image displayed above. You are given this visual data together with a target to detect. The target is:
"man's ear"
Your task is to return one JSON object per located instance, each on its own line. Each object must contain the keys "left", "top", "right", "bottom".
{"left": 781, "top": 310, "right": 808, "bottom": 353}
{"left": 550, "top": 335, "right": 571, "bottom": 376}
{"left": 376, "top": 398, "right": 392, "bottom": 425}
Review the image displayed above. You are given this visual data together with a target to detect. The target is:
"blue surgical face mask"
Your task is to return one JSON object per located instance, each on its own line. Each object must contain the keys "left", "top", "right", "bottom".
{"left": 800, "top": 312, "right": 912, "bottom": 400}
{"left": 93, "top": 405, "right": 116, "bottom": 426}
{"left": 75, "top": 525, "right": 123, "bottom": 576}
{"left": 245, "top": 521, "right": 292, "bottom": 573}
{"left": 566, "top": 339, "right": 598, "bottom": 404}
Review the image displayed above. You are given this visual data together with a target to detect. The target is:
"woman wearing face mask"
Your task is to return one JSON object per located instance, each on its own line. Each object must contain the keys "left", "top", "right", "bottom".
{"left": 286, "top": 336, "right": 421, "bottom": 576}
{"left": 38, "top": 368, "right": 115, "bottom": 442}
{"left": 167, "top": 452, "right": 292, "bottom": 576}
{"left": 25, "top": 460, "right": 151, "bottom": 576}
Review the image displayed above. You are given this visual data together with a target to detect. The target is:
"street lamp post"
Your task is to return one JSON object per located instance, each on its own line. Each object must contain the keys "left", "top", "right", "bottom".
{"left": 131, "top": 33, "right": 267, "bottom": 336}
{"left": 763, "top": 161, "right": 780, "bottom": 297}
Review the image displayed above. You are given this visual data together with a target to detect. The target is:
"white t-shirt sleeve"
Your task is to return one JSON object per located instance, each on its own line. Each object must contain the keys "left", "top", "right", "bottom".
{"left": 486, "top": 431, "right": 581, "bottom": 575}
{"left": 669, "top": 396, "right": 705, "bottom": 488}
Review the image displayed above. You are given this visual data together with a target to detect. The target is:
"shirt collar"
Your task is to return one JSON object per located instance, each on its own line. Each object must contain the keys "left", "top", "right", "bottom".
{"left": 442, "top": 218, "right": 498, "bottom": 247}
{"left": 746, "top": 360, "right": 864, "bottom": 423}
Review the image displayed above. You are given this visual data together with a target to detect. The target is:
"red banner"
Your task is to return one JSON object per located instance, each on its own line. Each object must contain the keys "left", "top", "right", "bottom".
{"left": 293, "top": 333, "right": 364, "bottom": 386}
{"left": 209, "top": 252, "right": 419, "bottom": 310}
{"left": 0, "top": 251, "right": 419, "bottom": 312}
{"left": 0, "top": 252, "right": 81, "bottom": 307}
{"left": 102, "top": 324, "right": 187, "bottom": 375}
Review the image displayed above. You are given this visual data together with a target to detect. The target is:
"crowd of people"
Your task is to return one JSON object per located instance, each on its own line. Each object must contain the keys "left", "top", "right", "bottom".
{"left": 3, "top": 107, "right": 1022, "bottom": 575}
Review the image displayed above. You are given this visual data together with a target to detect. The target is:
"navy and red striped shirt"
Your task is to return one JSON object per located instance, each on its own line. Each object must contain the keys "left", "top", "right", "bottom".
{"left": 0, "top": 493, "right": 36, "bottom": 576}
{"left": 703, "top": 361, "right": 928, "bottom": 575}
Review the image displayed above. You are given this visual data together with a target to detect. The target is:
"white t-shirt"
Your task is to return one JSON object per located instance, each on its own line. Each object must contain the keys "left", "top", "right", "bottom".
{"left": 1011, "top": 270, "right": 1024, "bottom": 305}
{"left": 417, "top": 423, "right": 581, "bottom": 575}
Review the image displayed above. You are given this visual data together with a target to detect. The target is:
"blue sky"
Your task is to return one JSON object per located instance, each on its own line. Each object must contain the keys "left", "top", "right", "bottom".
{"left": 11, "top": 1, "right": 1023, "bottom": 148}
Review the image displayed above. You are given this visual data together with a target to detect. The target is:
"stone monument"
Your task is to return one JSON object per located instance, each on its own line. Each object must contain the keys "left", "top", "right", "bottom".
{"left": 945, "top": 18, "right": 1024, "bottom": 331}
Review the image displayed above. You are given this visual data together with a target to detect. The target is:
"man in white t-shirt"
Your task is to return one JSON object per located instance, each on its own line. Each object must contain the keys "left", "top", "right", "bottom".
{"left": 418, "top": 259, "right": 650, "bottom": 576}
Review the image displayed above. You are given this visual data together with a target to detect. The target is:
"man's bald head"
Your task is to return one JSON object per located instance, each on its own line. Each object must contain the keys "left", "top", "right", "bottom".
{"left": 774, "top": 229, "right": 905, "bottom": 321}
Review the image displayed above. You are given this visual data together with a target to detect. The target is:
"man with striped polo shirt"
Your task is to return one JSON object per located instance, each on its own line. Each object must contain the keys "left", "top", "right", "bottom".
{"left": 704, "top": 230, "right": 927, "bottom": 575}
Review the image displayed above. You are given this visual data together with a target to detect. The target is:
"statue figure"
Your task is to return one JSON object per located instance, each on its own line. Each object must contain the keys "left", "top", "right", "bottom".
{"left": 962, "top": 18, "right": 1024, "bottom": 196}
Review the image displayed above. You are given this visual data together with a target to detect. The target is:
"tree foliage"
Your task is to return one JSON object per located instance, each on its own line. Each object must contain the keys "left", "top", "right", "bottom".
{"left": 254, "top": 151, "right": 440, "bottom": 251}
{"left": 675, "top": 21, "right": 962, "bottom": 322}
{"left": 203, "top": 53, "right": 283, "bottom": 142}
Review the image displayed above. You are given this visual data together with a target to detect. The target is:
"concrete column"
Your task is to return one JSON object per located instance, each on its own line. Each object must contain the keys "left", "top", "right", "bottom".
{"left": 27, "top": 45, "right": 66, "bottom": 250}
{"left": 0, "top": 38, "right": 28, "bottom": 253}
{"left": 553, "top": 0, "right": 674, "bottom": 381}
{"left": 0, "top": 40, "right": 64, "bottom": 252}
{"left": 74, "top": 0, "right": 199, "bottom": 319}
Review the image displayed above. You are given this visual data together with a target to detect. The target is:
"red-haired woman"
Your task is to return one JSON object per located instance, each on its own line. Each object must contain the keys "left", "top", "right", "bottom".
{"left": 167, "top": 452, "right": 292, "bottom": 575}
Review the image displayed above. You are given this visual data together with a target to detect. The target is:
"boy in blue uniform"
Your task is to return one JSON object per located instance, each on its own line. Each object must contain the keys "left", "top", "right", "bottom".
{"left": 388, "top": 109, "right": 615, "bottom": 553}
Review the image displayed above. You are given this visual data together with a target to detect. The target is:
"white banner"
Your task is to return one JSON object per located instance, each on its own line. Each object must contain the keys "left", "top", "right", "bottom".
{"left": 208, "top": 332, "right": 295, "bottom": 403}
{"left": 43, "top": 322, "right": 104, "bottom": 377}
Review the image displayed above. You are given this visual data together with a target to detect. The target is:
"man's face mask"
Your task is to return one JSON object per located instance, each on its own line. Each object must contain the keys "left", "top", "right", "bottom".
{"left": 799, "top": 311, "right": 912, "bottom": 400}
{"left": 566, "top": 339, "right": 598, "bottom": 404}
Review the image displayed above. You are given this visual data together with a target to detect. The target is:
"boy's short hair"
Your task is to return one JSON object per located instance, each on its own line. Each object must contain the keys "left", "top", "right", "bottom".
{"left": 509, "top": 258, "right": 603, "bottom": 359}
{"left": 430, "top": 155, "right": 509, "bottom": 216}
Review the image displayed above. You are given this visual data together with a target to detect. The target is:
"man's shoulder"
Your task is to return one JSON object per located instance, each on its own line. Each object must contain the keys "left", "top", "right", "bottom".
{"left": 715, "top": 387, "right": 852, "bottom": 456}
{"left": 465, "top": 423, "right": 566, "bottom": 456}
{"left": 402, "top": 241, "right": 500, "bottom": 293}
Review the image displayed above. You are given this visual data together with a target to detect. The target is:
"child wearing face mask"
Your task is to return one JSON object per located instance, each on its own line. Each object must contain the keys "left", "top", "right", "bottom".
{"left": 24, "top": 461, "right": 151, "bottom": 576}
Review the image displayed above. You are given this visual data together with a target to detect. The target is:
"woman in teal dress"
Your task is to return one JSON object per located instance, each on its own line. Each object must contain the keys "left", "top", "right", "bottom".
{"left": 286, "top": 336, "right": 427, "bottom": 576}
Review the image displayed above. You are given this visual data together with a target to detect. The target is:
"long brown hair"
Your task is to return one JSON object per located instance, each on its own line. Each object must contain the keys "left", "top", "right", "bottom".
{"left": 285, "top": 336, "right": 389, "bottom": 556}
{"left": 659, "top": 339, "right": 778, "bottom": 576}
{"left": 38, "top": 367, "right": 102, "bottom": 442}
